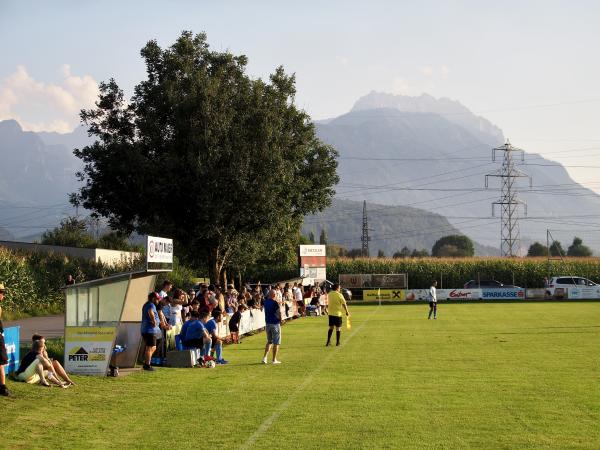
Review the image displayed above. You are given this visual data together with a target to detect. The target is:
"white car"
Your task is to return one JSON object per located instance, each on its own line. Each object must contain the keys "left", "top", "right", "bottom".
{"left": 546, "top": 276, "right": 599, "bottom": 298}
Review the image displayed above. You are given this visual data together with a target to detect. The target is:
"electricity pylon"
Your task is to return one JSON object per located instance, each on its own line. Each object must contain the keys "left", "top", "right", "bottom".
{"left": 485, "top": 140, "right": 532, "bottom": 257}
{"left": 361, "top": 200, "right": 371, "bottom": 257}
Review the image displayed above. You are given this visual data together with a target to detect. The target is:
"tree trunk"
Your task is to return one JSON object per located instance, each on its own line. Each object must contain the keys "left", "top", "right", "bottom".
{"left": 222, "top": 269, "right": 227, "bottom": 289}
{"left": 208, "top": 246, "right": 221, "bottom": 286}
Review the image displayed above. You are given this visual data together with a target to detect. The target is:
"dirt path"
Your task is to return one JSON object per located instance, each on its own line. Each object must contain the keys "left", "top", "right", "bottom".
{"left": 4, "top": 315, "right": 64, "bottom": 339}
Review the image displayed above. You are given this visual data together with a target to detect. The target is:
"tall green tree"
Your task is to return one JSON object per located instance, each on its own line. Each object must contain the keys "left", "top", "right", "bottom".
{"left": 431, "top": 235, "right": 474, "bottom": 257}
{"left": 549, "top": 241, "right": 565, "bottom": 257}
{"left": 319, "top": 229, "right": 327, "bottom": 245}
{"left": 567, "top": 237, "right": 593, "bottom": 257}
{"left": 73, "top": 32, "right": 338, "bottom": 282}
{"left": 40, "top": 217, "right": 95, "bottom": 248}
{"left": 527, "top": 242, "right": 548, "bottom": 257}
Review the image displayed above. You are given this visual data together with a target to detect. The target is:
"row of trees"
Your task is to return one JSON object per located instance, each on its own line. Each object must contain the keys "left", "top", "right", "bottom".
{"left": 527, "top": 237, "right": 592, "bottom": 257}
{"left": 307, "top": 234, "right": 595, "bottom": 259}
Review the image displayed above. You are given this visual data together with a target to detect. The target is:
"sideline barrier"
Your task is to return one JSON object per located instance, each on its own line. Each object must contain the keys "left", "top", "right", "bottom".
{"left": 222, "top": 301, "right": 297, "bottom": 338}
{"left": 2, "top": 326, "right": 20, "bottom": 375}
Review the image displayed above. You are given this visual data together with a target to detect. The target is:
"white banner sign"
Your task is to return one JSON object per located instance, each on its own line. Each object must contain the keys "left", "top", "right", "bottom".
{"left": 568, "top": 286, "right": 600, "bottom": 299}
{"left": 299, "top": 245, "right": 326, "bottom": 257}
{"left": 65, "top": 327, "right": 116, "bottom": 376}
{"left": 405, "top": 288, "right": 482, "bottom": 301}
{"left": 146, "top": 235, "right": 174, "bottom": 263}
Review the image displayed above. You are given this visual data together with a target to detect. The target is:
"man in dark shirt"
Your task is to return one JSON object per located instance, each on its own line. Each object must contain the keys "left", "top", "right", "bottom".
{"left": 261, "top": 289, "right": 282, "bottom": 364}
{"left": 0, "top": 282, "right": 11, "bottom": 396}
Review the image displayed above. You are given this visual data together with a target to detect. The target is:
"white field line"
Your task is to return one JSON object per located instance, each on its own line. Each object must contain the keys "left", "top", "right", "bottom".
{"left": 239, "top": 307, "right": 379, "bottom": 450}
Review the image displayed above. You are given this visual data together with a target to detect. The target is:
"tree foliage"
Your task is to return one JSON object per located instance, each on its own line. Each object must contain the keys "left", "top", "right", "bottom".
{"left": 319, "top": 229, "right": 327, "bottom": 245}
{"left": 41, "top": 217, "right": 96, "bottom": 248}
{"left": 549, "top": 241, "right": 565, "bottom": 257}
{"left": 567, "top": 237, "right": 593, "bottom": 257}
{"left": 527, "top": 242, "right": 548, "bottom": 257}
{"left": 73, "top": 31, "right": 339, "bottom": 282}
{"left": 431, "top": 235, "right": 474, "bottom": 257}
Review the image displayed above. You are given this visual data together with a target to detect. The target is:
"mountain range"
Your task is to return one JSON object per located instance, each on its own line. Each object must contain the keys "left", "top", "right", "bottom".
{"left": 1, "top": 92, "right": 600, "bottom": 255}
{"left": 314, "top": 92, "right": 600, "bottom": 253}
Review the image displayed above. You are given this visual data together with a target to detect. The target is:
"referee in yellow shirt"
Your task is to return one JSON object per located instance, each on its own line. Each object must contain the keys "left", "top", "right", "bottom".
{"left": 326, "top": 283, "right": 350, "bottom": 346}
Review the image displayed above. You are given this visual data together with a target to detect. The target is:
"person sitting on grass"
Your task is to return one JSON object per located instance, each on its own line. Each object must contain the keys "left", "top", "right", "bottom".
{"left": 229, "top": 305, "right": 245, "bottom": 344}
{"left": 204, "top": 309, "right": 228, "bottom": 365}
{"left": 31, "top": 334, "right": 75, "bottom": 386}
{"left": 14, "top": 340, "right": 69, "bottom": 388}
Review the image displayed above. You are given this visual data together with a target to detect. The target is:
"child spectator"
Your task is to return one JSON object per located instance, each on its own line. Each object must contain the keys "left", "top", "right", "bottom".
{"left": 229, "top": 305, "right": 246, "bottom": 344}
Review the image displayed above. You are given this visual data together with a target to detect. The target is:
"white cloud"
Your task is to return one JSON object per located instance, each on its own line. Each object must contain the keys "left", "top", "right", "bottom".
{"left": 0, "top": 65, "right": 99, "bottom": 133}
{"left": 441, "top": 65, "right": 450, "bottom": 79}
{"left": 420, "top": 66, "right": 434, "bottom": 77}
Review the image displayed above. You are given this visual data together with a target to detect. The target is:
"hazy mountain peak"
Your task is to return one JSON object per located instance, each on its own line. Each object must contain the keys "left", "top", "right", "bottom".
{"left": 0, "top": 119, "right": 23, "bottom": 134}
{"left": 352, "top": 91, "right": 504, "bottom": 147}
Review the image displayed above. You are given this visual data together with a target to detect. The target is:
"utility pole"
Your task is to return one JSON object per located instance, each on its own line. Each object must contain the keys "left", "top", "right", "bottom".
{"left": 361, "top": 200, "right": 371, "bottom": 257}
{"left": 485, "top": 140, "right": 532, "bottom": 257}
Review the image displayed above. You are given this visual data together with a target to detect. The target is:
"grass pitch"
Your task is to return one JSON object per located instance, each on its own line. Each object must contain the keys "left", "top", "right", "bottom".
{"left": 3, "top": 303, "right": 599, "bottom": 449}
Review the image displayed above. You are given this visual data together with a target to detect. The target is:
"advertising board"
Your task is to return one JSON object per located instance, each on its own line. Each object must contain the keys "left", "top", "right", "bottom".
{"left": 481, "top": 288, "right": 525, "bottom": 300}
{"left": 567, "top": 286, "right": 600, "bottom": 299}
{"left": 2, "top": 326, "right": 19, "bottom": 375}
{"left": 438, "top": 289, "right": 482, "bottom": 300}
{"left": 65, "top": 327, "right": 116, "bottom": 375}
{"left": 405, "top": 289, "right": 482, "bottom": 301}
{"left": 299, "top": 245, "right": 326, "bottom": 257}
{"left": 146, "top": 235, "right": 174, "bottom": 271}
{"left": 363, "top": 289, "right": 405, "bottom": 301}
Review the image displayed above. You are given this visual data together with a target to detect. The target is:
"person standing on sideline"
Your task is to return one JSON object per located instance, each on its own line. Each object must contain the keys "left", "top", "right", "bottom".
{"left": 326, "top": 283, "right": 350, "bottom": 347}
{"left": 262, "top": 289, "right": 282, "bottom": 364}
{"left": 141, "top": 292, "right": 161, "bottom": 371}
{"left": 0, "top": 282, "right": 12, "bottom": 396}
{"left": 428, "top": 280, "right": 438, "bottom": 319}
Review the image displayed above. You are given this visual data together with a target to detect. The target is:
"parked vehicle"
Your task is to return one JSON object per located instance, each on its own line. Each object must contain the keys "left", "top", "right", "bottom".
{"left": 545, "top": 276, "right": 598, "bottom": 298}
{"left": 463, "top": 280, "right": 521, "bottom": 289}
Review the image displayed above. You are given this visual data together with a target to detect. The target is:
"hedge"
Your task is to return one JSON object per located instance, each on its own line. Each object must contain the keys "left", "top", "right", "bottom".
{"left": 0, "top": 247, "right": 142, "bottom": 316}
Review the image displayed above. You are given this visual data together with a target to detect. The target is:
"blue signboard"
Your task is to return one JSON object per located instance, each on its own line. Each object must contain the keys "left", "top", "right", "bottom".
{"left": 3, "top": 326, "right": 20, "bottom": 375}
{"left": 481, "top": 288, "right": 525, "bottom": 300}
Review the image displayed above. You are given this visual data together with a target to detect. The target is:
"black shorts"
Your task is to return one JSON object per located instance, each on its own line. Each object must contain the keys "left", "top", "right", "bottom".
{"left": 142, "top": 333, "right": 157, "bottom": 347}
{"left": 328, "top": 316, "right": 343, "bottom": 327}
{"left": 0, "top": 334, "right": 7, "bottom": 365}
{"left": 183, "top": 338, "right": 205, "bottom": 348}
{"left": 229, "top": 324, "right": 239, "bottom": 332}
{"left": 429, "top": 302, "right": 437, "bottom": 308}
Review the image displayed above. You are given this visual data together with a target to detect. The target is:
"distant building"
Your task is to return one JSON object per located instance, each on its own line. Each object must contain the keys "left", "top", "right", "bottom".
{"left": 0, "top": 240, "right": 140, "bottom": 266}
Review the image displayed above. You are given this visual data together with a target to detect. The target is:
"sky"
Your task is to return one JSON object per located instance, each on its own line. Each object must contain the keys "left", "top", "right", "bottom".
{"left": 1, "top": 0, "right": 599, "bottom": 194}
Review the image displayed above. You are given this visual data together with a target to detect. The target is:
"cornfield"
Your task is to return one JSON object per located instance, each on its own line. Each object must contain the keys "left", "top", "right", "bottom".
{"left": 328, "top": 257, "right": 600, "bottom": 289}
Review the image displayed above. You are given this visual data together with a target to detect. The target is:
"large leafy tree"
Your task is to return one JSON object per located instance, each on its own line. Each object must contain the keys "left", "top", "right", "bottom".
{"left": 431, "top": 235, "right": 474, "bottom": 257}
{"left": 73, "top": 32, "right": 338, "bottom": 282}
{"left": 527, "top": 242, "right": 548, "bottom": 257}
{"left": 567, "top": 237, "right": 592, "bottom": 257}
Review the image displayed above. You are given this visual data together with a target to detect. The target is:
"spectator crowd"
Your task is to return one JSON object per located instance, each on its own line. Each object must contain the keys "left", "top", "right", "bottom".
{"left": 141, "top": 280, "right": 329, "bottom": 370}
